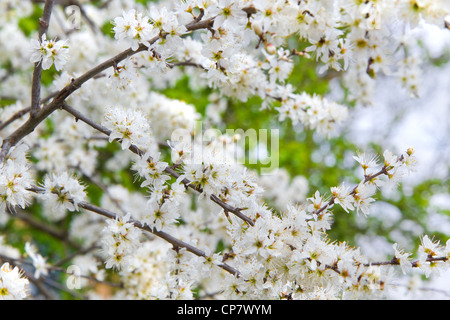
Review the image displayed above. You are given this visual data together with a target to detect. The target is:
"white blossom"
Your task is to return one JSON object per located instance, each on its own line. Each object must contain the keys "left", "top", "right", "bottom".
{"left": 30, "top": 34, "right": 69, "bottom": 71}
{"left": 1, "top": 0, "right": 449, "bottom": 301}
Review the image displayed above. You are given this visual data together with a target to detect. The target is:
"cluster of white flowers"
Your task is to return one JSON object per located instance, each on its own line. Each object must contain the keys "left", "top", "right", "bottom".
{"left": 278, "top": 92, "right": 349, "bottom": 137}
{"left": 0, "top": 263, "right": 29, "bottom": 300}
{"left": 140, "top": 183, "right": 183, "bottom": 232}
{"left": 143, "top": 92, "right": 200, "bottom": 140}
{"left": 131, "top": 151, "right": 169, "bottom": 188}
{"left": 207, "top": 148, "right": 438, "bottom": 299}
{"left": 103, "top": 106, "right": 153, "bottom": 151}
{"left": 328, "top": 148, "right": 418, "bottom": 216}
{"left": 30, "top": 34, "right": 69, "bottom": 71}
{"left": 174, "top": 137, "right": 264, "bottom": 211}
{"left": 259, "top": 169, "right": 309, "bottom": 210}
{"left": 113, "top": 9, "right": 159, "bottom": 51}
{"left": 393, "top": 235, "right": 450, "bottom": 278}
{"left": 416, "top": 235, "right": 450, "bottom": 278}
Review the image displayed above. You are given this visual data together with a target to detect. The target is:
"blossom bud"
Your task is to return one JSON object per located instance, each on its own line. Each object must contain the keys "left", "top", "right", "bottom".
{"left": 265, "top": 43, "right": 277, "bottom": 55}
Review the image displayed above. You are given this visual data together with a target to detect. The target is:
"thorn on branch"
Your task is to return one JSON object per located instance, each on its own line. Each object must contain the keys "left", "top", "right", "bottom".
{"left": 39, "top": 18, "right": 49, "bottom": 29}
{"left": 194, "top": 8, "right": 204, "bottom": 23}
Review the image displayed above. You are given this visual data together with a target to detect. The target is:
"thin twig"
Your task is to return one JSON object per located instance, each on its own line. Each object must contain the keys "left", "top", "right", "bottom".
{"left": 6, "top": 207, "right": 82, "bottom": 250}
{"left": 365, "top": 256, "right": 448, "bottom": 268}
{"left": 0, "top": 107, "right": 31, "bottom": 131}
{"left": 0, "top": 91, "right": 59, "bottom": 132}
{"left": 75, "top": 166, "right": 128, "bottom": 215}
{"left": 311, "top": 166, "right": 390, "bottom": 217}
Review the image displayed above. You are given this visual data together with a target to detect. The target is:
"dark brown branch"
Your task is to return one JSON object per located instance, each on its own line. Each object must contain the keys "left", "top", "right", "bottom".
{"left": 30, "top": 0, "right": 55, "bottom": 118}
{"left": 6, "top": 207, "right": 82, "bottom": 250}
{"left": 75, "top": 166, "right": 128, "bottom": 215}
{"left": 167, "top": 61, "right": 206, "bottom": 70}
{"left": 366, "top": 256, "right": 448, "bottom": 268}
{"left": 52, "top": 245, "right": 100, "bottom": 267}
{"left": 0, "top": 107, "right": 31, "bottom": 131}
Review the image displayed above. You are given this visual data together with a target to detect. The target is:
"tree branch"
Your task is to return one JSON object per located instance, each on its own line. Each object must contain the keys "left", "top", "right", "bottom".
{"left": 81, "top": 202, "right": 241, "bottom": 277}
{"left": 0, "top": 107, "right": 31, "bottom": 131}
{"left": 365, "top": 256, "right": 448, "bottom": 268}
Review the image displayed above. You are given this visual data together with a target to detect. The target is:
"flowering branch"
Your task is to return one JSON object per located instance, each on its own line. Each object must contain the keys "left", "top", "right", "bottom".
{"left": 60, "top": 103, "right": 255, "bottom": 226}
{"left": 27, "top": 185, "right": 241, "bottom": 277}
{"left": 0, "top": 12, "right": 216, "bottom": 163}
{"left": 0, "top": 107, "right": 31, "bottom": 132}
{"left": 83, "top": 203, "right": 241, "bottom": 277}
{"left": 0, "top": 91, "right": 59, "bottom": 132}
{"left": 312, "top": 166, "right": 389, "bottom": 216}
{"left": 0, "top": 252, "right": 120, "bottom": 301}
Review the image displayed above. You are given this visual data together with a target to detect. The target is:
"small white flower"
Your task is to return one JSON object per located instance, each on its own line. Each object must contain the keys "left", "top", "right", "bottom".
{"left": 353, "top": 151, "right": 379, "bottom": 174}
{"left": 352, "top": 183, "right": 375, "bottom": 216}
{"left": 131, "top": 151, "right": 169, "bottom": 187}
{"left": 25, "top": 242, "right": 49, "bottom": 279}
